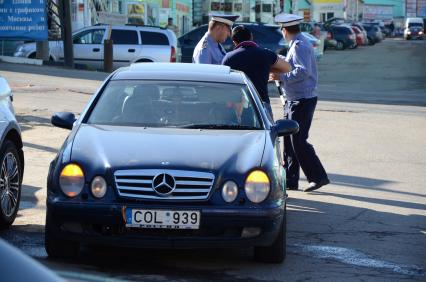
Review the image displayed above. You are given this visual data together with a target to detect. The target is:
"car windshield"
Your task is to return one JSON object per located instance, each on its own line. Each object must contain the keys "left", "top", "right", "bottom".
{"left": 86, "top": 80, "right": 263, "bottom": 129}
{"left": 408, "top": 23, "right": 423, "bottom": 27}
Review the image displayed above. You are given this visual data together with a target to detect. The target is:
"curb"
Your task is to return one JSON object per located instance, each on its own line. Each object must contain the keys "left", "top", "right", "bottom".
{"left": 0, "top": 56, "right": 43, "bottom": 66}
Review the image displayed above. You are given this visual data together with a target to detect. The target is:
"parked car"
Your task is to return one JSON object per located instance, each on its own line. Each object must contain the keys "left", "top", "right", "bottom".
{"left": 300, "top": 22, "right": 327, "bottom": 52}
{"left": 351, "top": 23, "right": 369, "bottom": 45}
{"left": 14, "top": 24, "right": 177, "bottom": 69}
{"left": 404, "top": 17, "right": 424, "bottom": 40}
{"left": 363, "top": 24, "right": 383, "bottom": 44}
{"left": 45, "top": 63, "right": 299, "bottom": 263}
{"left": 0, "top": 76, "right": 24, "bottom": 229}
{"left": 0, "top": 239, "right": 62, "bottom": 282}
{"left": 278, "top": 32, "right": 323, "bottom": 60}
{"left": 328, "top": 25, "right": 357, "bottom": 50}
{"left": 351, "top": 26, "right": 366, "bottom": 46}
{"left": 315, "top": 22, "right": 338, "bottom": 50}
{"left": 178, "top": 23, "right": 286, "bottom": 62}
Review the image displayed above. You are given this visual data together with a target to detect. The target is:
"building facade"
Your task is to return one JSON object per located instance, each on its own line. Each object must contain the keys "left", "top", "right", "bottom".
{"left": 71, "top": 0, "right": 193, "bottom": 36}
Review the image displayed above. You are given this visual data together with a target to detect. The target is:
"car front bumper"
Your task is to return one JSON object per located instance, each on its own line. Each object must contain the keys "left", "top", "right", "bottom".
{"left": 13, "top": 51, "right": 27, "bottom": 58}
{"left": 47, "top": 198, "right": 285, "bottom": 249}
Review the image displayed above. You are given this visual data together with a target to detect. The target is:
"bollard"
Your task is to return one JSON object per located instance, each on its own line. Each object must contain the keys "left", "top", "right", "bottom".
{"left": 104, "top": 39, "right": 113, "bottom": 72}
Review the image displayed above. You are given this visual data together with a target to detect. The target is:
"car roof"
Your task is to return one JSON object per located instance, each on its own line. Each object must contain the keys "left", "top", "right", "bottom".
{"left": 111, "top": 63, "right": 246, "bottom": 84}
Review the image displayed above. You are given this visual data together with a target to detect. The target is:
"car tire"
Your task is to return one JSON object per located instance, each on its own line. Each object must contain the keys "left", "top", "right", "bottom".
{"left": 368, "top": 37, "right": 375, "bottom": 45}
{"left": 45, "top": 210, "right": 80, "bottom": 258}
{"left": 0, "top": 140, "right": 23, "bottom": 230}
{"left": 254, "top": 207, "right": 286, "bottom": 263}
{"left": 336, "top": 41, "right": 345, "bottom": 50}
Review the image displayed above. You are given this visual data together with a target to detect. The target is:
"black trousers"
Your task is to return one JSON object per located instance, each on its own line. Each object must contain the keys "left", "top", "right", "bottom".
{"left": 283, "top": 97, "right": 328, "bottom": 188}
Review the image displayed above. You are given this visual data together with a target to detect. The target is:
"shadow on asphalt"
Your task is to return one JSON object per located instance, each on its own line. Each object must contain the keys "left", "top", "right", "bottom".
{"left": 32, "top": 194, "right": 426, "bottom": 281}
{"left": 23, "top": 142, "right": 58, "bottom": 154}
{"left": 327, "top": 173, "right": 425, "bottom": 199}
{"left": 18, "top": 184, "right": 42, "bottom": 211}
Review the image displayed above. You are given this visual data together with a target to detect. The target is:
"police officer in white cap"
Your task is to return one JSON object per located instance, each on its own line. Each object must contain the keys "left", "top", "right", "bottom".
{"left": 193, "top": 14, "right": 239, "bottom": 64}
{"left": 271, "top": 13, "right": 329, "bottom": 192}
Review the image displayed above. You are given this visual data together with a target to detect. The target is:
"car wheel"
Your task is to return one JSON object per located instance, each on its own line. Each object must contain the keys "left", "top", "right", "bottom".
{"left": 45, "top": 210, "right": 80, "bottom": 258}
{"left": 0, "top": 140, "right": 22, "bottom": 230}
{"left": 336, "top": 41, "right": 345, "bottom": 50}
{"left": 368, "top": 37, "right": 375, "bottom": 45}
{"left": 254, "top": 207, "right": 286, "bottom": 263}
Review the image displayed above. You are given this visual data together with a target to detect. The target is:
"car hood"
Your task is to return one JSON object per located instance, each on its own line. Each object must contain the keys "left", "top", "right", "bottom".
{"left": 71, "top": 124, "right": 266, "bottom": 174}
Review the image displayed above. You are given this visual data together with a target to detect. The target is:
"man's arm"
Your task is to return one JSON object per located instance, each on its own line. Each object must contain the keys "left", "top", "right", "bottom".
{"left": 280, "top": 44, "right": 311, "bottom": 83}
{"left": 193, "top": 48, "right": 212, "bottom": 64}
{"left": 270, "top": 57, "right": 292, "bottom": 73}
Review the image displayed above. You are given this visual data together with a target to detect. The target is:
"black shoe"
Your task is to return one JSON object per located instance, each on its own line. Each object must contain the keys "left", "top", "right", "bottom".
{"left": 304, "top": 179, "right": 330, "bottom": 192}
{"left": 287, "top": 186, "right": 299, "bottom": 190}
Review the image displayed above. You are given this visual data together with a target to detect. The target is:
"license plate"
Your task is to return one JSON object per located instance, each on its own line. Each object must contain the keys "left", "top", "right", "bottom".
{"left": 126, "top": 209, "right": 200, "bottom": 229}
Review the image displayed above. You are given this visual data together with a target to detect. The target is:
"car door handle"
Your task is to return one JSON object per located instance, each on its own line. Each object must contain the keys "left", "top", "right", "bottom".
{"left": 128, "top": 49, "right": 135, "bottom": 53}
{"left": 92, "top": 48, "right": 100, "bottom": 52}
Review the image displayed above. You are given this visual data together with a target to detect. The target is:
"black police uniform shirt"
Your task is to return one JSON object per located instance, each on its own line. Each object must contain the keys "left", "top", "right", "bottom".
{"left": 222, "top": 41, "right": 278, "bottom": 103}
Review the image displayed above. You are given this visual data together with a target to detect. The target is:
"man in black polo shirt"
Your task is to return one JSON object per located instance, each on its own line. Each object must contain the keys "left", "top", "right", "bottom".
{"left": 222, "top": 25, "right": 291, "bottom": 119}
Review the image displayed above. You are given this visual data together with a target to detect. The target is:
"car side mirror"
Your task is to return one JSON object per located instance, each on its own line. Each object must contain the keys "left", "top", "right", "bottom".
{"left": 0, "top": 77, "right": 12, "bottom": 99}
{"left": 273, "top": 119, "right": 299, "bottom": 137}
{"left": 51, "top": 112, "right": 76, "bottom": 130}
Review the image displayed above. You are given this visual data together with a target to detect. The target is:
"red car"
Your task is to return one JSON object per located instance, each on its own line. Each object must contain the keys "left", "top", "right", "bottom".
{"left": 352, "top": 26, "right": 365, "bottom": 46}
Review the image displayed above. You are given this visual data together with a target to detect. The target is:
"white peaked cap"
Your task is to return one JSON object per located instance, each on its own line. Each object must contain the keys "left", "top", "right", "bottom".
{"left": 210, "top": 13, "right": 240, "bottom": 26}
{"left": 274, "top": 13, "right": 303, "bottom": 27}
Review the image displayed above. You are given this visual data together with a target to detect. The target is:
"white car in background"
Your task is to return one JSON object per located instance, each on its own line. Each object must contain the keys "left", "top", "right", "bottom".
{"left": 14, "top": 24, "right": 177, "bottom": 70}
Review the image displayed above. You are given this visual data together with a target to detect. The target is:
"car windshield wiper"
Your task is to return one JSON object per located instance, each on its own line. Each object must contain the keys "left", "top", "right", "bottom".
{"left": 178, "top": 124, "right": 259, "bottom": 130}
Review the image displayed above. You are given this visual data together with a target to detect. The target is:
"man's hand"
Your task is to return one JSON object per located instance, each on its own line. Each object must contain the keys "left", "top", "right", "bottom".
{"left": 269, "top": 72, "right": 281, "bottom": 82}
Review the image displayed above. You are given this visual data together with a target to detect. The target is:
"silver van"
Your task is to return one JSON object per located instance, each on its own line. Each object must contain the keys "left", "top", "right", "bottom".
{"left": 14, "top": 25, "right": 177, "bottom": 70}
{"left": 0, "top": 76, "right": 24, "bottom": 229}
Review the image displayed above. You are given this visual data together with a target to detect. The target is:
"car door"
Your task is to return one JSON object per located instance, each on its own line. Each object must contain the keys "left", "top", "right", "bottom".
{"left": 72, "top": 28, "right": 106, "bottom": 69}
{"left": 139, "top": 31, "right": 171, "bottom": 62}
{"left": 179, "top": 26, "right": 207, "bottom": 63}
{"left": 110, "top": 28, "right": 140, "bottom": 68}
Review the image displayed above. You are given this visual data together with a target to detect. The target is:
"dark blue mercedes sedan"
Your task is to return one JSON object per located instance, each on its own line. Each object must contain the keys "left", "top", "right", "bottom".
{"left": 45, "top": 63, "right": 298, "bottom": 263}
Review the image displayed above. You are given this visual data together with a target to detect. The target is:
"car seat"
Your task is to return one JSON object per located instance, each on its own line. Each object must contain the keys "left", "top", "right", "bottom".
{"left": 208, "top": 104, "right": 238, "bottom": 125}
{"left": 121, "top": 85, "right": 160, "bottom": 124}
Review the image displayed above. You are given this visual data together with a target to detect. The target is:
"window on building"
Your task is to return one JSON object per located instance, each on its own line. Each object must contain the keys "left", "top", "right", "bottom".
{"left": 211, "top": 2, "right": 220, "bottom": 11}
{"left": 262, "top": 4, "right": 272, "bottom": 13}
{"left": 111, "top": 30, "right": 139, "bottom": 45}
{"left": 140, "top": 31, "right": 169, "bottom": 45}
{"left": 73, "top": 29, "right": 105, "bottom": 44}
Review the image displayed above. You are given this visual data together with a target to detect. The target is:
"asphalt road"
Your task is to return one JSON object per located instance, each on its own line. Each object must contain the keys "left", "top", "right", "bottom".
{"left": 0, "top": 38, "right": 425, "bottom": 282}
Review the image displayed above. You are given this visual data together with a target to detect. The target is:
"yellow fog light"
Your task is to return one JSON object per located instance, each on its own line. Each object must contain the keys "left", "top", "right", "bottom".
{"left": 244, "top": 170, "right": 270, "bottom": 203}
{"left": 59, "top": 164, "right": 85, "bottom": 197}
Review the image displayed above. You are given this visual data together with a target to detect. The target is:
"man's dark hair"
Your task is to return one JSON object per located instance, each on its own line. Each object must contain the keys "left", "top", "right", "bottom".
{"left": 231, "top": 25, "right": 252, "bottom": 43}
{"left": 283, "top": 24, "right": 301, "bottom": 34}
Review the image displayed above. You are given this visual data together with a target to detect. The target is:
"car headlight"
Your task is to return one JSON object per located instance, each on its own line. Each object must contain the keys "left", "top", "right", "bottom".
{"left": 91, "top": 176, "right": 107, "bottom": 198}
{"left": 59, "top": 164, "right": 85, "bottom": 197}
{"left": 245, "top": 170, "right": 270, "bottom": 203}
{"left": 420, "top": 31, "right": 424, "bottom": 35}
{"left": 407, "top": 31, "right": 411, "bottom": 35}
{"left": 222, "top": 181, "right": 238, "bottom": 203}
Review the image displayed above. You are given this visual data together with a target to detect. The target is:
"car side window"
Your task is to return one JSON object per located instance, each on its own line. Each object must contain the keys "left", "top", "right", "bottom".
{"left": 73, "top": 29, "right": 105, "bottom": 44}
{"left": 140, "top": 31, "right": 169, "bottom": 45}
{"left": 111, "top": 30, "right": 139, "bottom": 45}
{"left": 184, "top": 27, "right": 207, "bottom": 45}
